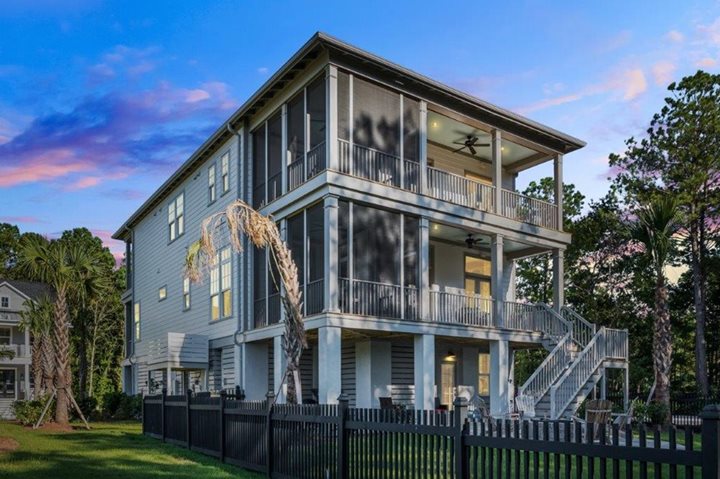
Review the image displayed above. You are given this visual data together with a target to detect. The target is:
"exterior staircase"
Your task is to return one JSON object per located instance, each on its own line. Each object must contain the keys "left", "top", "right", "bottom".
{"left": 518, "top": 306, "right": 629, "bottom": 420}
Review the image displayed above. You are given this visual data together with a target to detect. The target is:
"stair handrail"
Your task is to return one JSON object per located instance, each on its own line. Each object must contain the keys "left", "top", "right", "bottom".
{"left": 549, "top": 327, "right": 607, "bottom": 419}
{"left": 536, "top": 303, "right": 572, "bottom": 340}
{"left": 518, "top": 332, "right": 574, "bottom": 402}
{"left": 560, "top": 306, "right": 596, "bottom": 348}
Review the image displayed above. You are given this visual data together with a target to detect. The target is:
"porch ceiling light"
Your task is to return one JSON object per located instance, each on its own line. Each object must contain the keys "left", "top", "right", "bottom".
{"left": 444, "top": 351, "right": 457, "bottom": 362}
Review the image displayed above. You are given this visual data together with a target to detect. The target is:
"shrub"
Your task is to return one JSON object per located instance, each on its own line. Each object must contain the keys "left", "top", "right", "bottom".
{"left": 12, "top": 397, "right": 51, "bottom": 426}
{"left": 101, "top": 391, "right": 142, "bottom": 420}
{"left": 633, "top": 399, "right": 670, "bottom": 425}
{"left": 73, "top": 395, "right": 99, "bottom": 420}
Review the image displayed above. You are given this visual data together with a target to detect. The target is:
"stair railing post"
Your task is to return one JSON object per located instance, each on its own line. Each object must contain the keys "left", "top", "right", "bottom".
{"left": 337, "top": 393, "right": 349, "bottom": 479}
{"left": 186, "top": 389, "right": 192, "bottom": 449}
{"left": 219, "top": 390, "right": 226, "bottom": 462}
{"left": 266, "top": 391, "right": 275, "bottom": 478}
{"left": 701, "top": 404, "right": 720, "bottom": 479}
{"left": 161, "top": 388, "right": 167, "bottom": 442}
{"left": 453, "top": 396, "right": 468, "bottom": 479}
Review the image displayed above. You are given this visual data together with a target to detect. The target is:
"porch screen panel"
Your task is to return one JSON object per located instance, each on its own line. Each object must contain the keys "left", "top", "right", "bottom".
{"left": 252, "top": 126, "right": 266, "bottom": 208}
{"left": 403, "top": 96, "right": 419, "bottom": 162}
{"left": 307, "top": 75, "right": 326, "bottom": 149}
{"left": 337, "top": 71, "right": 350, "bottom": 142}
{"left": 353, "top": 77, "right": 401, "bottom": 156}
{"left": 352, "top": 204, "right": 400, "bottom": 284}
{"left": 267, "top": 112, "right": 283, "bottom": 202}
{"left": 287, "top": 213, "right": 304, "bottom": 288}
{"left": 253, "top": 248, "right": 266, "bottom": 327}
{"left": 306, "top": 203, "right": 324, "bottom": 313}
{"left": 403, "top": 216, "right": 419, "bottom": 287}
{"left": 338, "top": 200, "right": 349, "bottom": 279}
{"left": 287, "top": 92, "right": 304, "bottom": 163}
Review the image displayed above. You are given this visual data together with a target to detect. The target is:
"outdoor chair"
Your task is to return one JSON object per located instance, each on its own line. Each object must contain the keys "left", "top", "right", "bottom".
{"left": 573, "top": 399, "right": 614, "bottom": 441}
{"left": 515, "top": 394, "right": 537, "bottom": 419}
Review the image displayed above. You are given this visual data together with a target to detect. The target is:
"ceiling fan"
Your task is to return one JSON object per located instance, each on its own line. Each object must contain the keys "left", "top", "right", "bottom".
{"left": 465, "top": 234, "right": 486, "bottom": 249}
{"left": 452, "top": 135, "right": 490, "bottom": 155}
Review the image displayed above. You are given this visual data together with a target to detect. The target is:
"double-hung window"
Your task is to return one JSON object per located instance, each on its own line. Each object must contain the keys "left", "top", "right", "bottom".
{"left": 221, "top": 152, "right": 230, "bottom": 194}
{"left": 0, "top": 297, "right": 8, "bottom": 309}
{"left": 133, "top": 302, "right": 141, "bottom": 341}
{"left": 210, "top": 246, "right": 232, "bottom": 320}
{"left": 0, "top": 327, "right": 10, "bottom": 345}
{"left": 168, "top": 193, "right": 184, "bottom": 241}
{"left": 183, "top": 277, "right": 191, "bottom": 310}
{"left": 208, "top": 164, "right": 216, "bottom": 203}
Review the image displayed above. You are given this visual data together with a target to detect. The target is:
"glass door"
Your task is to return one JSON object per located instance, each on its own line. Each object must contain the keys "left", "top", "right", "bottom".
{"left": 441, "top": 361, "right": 456, "bottom": 409}
{"left": 0, "top": 369, "right": 16, "bottom": 399}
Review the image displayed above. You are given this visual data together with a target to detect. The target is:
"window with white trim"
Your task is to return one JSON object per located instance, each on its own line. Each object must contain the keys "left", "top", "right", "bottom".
{"left": 183, "top": 277, "right": 191, "bottom": 310}
{"left": 221, "top": 152, "right": 230, "bottom": 194}
{"left": 0, "top": 327, "right": 10, "bottom": 345}
{"left": 158, "top": 286, "right": 167, "bottom": 301}
{"left": 478, "top": 353, "right": 490, "bottom": 396}
{"left": 210, "top": 246, "right": 232, "bottom": 320}
{"left": 168, "top": 193, "right": 184, "bottom": 241}
{"left": 0, "top": 297, "right": 8, "bottom": 309}
{"left": 134, "top": 302, "right": 141, "bottom": 341}
{"left": 208, "top": 164, "right": 216, "bottom": 203}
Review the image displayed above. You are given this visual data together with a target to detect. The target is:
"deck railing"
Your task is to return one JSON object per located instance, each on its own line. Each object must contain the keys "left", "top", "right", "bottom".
{"left": 287, "top": 141, "right": 326, "bottom": 191}
{"left": 429, "top": 289, "right": 494, "bottom": 327}
{"left": 0, "top": 344, "right": 29, "bottom": 358}
{"left": 500, "top": 189, "right": 559, "bottom": 229}
{"left": 561, "top": 306, "right": 596, "bottom": 347}
{"left": 339, "top": 278, "right": 418, "bottom": 321}
{"left": 502, "top": 301, "right": 569, "bottom": 338}
{"left": 605, "top": 327, "right": 629, "bottom": 360}
{"left": 304, "top": 279, "right": 324, "bottom": 316}
{"left": 338, "top": 139, "right": 419, "bottom": 191}
{"left": 518, "top": 333, "right": 574, "bottom": 401}
{"left": 426, "top": 167, "right": 495, "bottom": 213}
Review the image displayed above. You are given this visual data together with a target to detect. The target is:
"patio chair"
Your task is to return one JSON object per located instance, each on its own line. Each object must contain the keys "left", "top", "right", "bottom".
{"left": 573, "top": 399, "right": 613, "bottom": 441}
{"left": 515, "top": 394, "right": 536, "bottom": 419}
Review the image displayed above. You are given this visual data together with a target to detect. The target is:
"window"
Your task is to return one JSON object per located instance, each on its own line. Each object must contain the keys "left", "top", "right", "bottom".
{"left": 221, "top": 152, "right": 230, "bottom": 194}
{"left": 210, "top": 247, "right": 232, "bottom": 320}
{"left": 0, "top": 327, "right": 10, "bottom": 345}
{"left": 287, "top": 92, "right": 305, "bottom": 163}
{"left": 208, "top": 164, "right": 216, "bottom": 203}
{"left": 252, "top": 125, "right": 266, "bottom": 208}
{"left": 353, "top": 76, "right": 401, "bottom": 156}
{"left": 465, "top": 255, "right": 491, "bottom": 297}
{"left": 0, "top": 297, "right": 8, "bottom": 309}
{"left": 158, "top": 286, "right": 167, "bottom": 301}
{"left": 168, "top": 193, "right": 184, "bottom": 241}
{"left": 267, "top": 112, "right": 283, "bottom": 202}
{"left": 0, "top": 369, "right": 16, "bottom": 399}
{"left": 133, "top": 302, "right": 141, "bottom": 342}
{"left": 478, "top": 353, "right": 490, "bottom": 396}
{"left": 183, "top": 277, "right": 191, "bottom": 310}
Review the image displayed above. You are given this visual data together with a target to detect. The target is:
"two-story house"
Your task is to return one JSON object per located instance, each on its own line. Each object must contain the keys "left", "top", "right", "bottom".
{"left": 0, "top": 279, "right": 52, "bottom": 418}
{"left": 114, "top": 33, "right": 629, "bottom": 419}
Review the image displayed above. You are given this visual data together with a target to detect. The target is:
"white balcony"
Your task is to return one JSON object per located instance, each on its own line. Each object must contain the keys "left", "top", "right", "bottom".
{"left": 147, "top": 333, "right": 209, "bottom": 367}
{"left": 0, "top": 344, "right": 30, "bottom": 361}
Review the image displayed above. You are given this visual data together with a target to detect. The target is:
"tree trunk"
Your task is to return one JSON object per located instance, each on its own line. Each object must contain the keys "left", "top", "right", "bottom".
{"left": 652, "top": 272, "right": 672, "bottom": 425}
{"left": 689, "top": 217, "right": 709, "bottom": 396}
{"left": 40, "top": 330, "right": 55, "bottom": 396}
{"left": 53, "top": 288, "right": 71, "bottom": 426}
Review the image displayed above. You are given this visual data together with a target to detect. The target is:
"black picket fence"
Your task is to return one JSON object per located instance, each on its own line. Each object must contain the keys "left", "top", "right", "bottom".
{"left": 142, "top": 391, "right": 720, "bottom": 479}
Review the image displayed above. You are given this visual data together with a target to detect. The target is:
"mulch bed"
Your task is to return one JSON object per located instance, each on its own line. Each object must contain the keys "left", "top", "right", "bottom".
{"left": 0, "top": 437, "right": 19, "bottom": 453}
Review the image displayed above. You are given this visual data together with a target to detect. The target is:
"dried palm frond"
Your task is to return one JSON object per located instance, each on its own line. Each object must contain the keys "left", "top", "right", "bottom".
{"left": 186, "top": 200, "right": 306, "bottom": 403}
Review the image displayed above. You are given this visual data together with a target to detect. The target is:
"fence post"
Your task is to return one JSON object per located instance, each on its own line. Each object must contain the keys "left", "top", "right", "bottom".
{"left": 219, "top": 390, "right": 226, "bottom": 462}
{"left": 266, "top": 391, "right": 275, "bottom": 478}
{"left": 186, "top": 389, "right": 192, "bottom": 449}
{"left": 337, "top": 394, "right": 349, "bottom": 479}
{"left": 701, "top": 404, "right": 720, "bottom": 479}
{"left": 161, "top": 388, "right": 167, "bottom": 443}
{"left": 141, "top": 393, "right": 145, "bottom": 435}
{"left": 453, "top": 397, "right": 468, "bottom": 479}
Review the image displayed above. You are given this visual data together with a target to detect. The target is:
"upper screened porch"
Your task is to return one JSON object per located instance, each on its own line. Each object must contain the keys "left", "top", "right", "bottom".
{"left": 251, "top": 65, "right": 568, "bottom": 233}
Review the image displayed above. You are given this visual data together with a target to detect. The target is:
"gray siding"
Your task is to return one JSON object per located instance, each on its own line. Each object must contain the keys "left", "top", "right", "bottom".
{"left": 391, "top": 340, "right": 414, "bottom": 386}
{"left": 341, "top": 341, "right": 355, "bottom": 407}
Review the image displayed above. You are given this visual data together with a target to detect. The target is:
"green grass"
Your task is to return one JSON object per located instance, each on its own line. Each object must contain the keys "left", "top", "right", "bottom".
{"left": 0, "top": 421, "right": 262, "bottom": 479}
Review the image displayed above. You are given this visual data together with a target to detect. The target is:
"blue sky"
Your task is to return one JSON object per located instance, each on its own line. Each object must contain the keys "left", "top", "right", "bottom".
{"left": 1, "top": 0, "right": 719, "bottom": 260}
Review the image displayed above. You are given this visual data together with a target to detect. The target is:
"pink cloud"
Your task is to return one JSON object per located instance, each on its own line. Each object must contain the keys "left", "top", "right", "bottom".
{"left": 185, "top": 88, "right": 211, "bottom": 103}
{"left": 619, "top": 68, "right": 647, "bottom": 100}
{"left": 0, "top": 150, "right": 94, "bottom": 187}
{"left": 666, "top": 30, "right": 684, "bottom": 43}
{"left": 91, "top": 229, "right": 126, "bottom": 268}
{"left": 698, "top": 17, "right": 720, "bottom": 46}
{"left": 697, "top": 57, "right": 717, "bottom": 68}
{"left": 516, "top": 93, "right": 583, "bottom": 114}
{"left": 651, "top": 61, "right": 676, "bottom": 86}
{"left": 0, "top": 216, "right": 44, "bottom": 224}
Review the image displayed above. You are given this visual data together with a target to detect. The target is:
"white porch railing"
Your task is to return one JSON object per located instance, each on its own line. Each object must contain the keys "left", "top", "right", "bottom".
{"left": 287, "top": 141, "right": 327, "bottom": 191}
{"left": 0, "top": 344, "right": 29, "bottom": 359}
{"left": 304, "top": 279, "right": 325, "bottom": 316}
{"left": 519, "top": 333, "right": 574, "bottom": 401}
{"left": 338, "top": 139, "right": 419, "bottom": 191}
{"left": 426, "top": 167, "right": 495, "bottom": 213}
{"left": 501, "top": 189, "right": 559, "bottom": 230}
{"left": 429, "top": 289, "right": 494, "bottom": 327}
{"left": 339, "top": 278, "right": 418, "bottom": 320}
{"left": 605, "top": 328, "right": 629, "bottom": 360}
{"left": 561, "top": 306, "right": 596, "bottom": 347}
{"left": 503, "top": 302, "right": 569, "bottom": 338}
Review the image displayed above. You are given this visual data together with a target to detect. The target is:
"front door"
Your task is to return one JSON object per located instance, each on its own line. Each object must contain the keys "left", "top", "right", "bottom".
{"left": 0, "top": 369, "right": 16, "bottom": 399}
{"left": 441, "top": 361, "right": 456, "bottom": 409}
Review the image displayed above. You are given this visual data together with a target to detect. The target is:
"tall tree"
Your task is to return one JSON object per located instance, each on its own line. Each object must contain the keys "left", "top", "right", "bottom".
{"left": 0, "top": 223, "right": 22, "bottom": 278}
{"left": 631, "top": 196, "right": 681, "bottom": 422}
{"left": 610, "top": 71, "right": 720, "bottom": 395}
{"left": 19, "top": 295, "right": 55, "bottom": 397}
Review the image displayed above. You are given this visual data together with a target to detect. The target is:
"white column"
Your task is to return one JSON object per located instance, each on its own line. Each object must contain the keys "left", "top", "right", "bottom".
{"left": 491, "top": 234, "right": 505, "bottom": 327}
{"left": 243, "top": 341, "right": 269, "bottom": 400}
{"left": 318, "top": 326, "right": 342, "bottom": 404}
{"left": 419, "top": 101, "right": 428, "bottom": 194}
{"left": 324, "top": 195, "right": 339, "bottom": 312}
{"left": 326, "top": 65, "right": 338, "bottom": 171}
{"left": 414, "top": 334, "right": 436, "bottom": 410}
{"left": 554, "top": 153, "right": 564, "bottom": 231}
{"left": 419, "top": 217, "right": 430, "bottom": 320}
{"left": 489, "top": 339, "right": 510, "bottom": 416}
{"left": 491, "top": 129, "right": 502, "bottom": 214}
{"left": 552, "top": 248, "right": 565, "bottom": 312}
{"left": 273, "top": 335, "right": 287, "bottom": 403}
{"left": 355, "top": 340, "right": 392, "bottom": 408}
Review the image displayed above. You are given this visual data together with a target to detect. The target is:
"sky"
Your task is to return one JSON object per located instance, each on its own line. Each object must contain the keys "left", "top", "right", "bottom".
{"left": 1, "top": 0, "right": 720, "bottom": 263}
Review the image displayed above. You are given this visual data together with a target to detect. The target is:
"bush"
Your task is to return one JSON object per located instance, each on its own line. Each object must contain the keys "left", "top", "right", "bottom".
{"left": 12, "top": 397, "right": 52, "bottom": 426}
{"left": 633, "top": 399, "right": 670, "bottom": 425}
{"left": 73, "top": 395, "right": 99, "bottom": 420}
{"left": 101, "top": 391, "right": 142, "bottom": 420}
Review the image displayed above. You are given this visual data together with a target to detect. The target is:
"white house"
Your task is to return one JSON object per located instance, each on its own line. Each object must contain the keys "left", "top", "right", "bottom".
{"left": 113, "top": 33, "right": 629, "bottom": 419}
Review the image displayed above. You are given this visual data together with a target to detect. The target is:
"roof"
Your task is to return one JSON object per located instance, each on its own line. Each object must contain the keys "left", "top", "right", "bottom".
{"left": 113, "top": 32, "right": 586, "bottom": 241}
{"left": 0, "top": 278, "right": 54, "bottom": 302}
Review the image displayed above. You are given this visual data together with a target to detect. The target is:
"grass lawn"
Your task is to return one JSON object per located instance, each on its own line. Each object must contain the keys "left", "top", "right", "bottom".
{"left": 0, "top": 421, "right": 262, "bottom": 479}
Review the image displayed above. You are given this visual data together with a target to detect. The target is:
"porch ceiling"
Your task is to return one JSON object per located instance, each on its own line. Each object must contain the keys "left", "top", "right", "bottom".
{"left": 429, "top": 222, "right": 530, "bottom": 254}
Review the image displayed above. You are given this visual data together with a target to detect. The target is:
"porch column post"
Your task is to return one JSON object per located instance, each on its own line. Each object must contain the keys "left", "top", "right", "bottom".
{"left": 491, "top": 129, "right": 502, "bottom": 214}
{"left": 419, "top": 101, "right": 428, "bottom": 194}
{"left": 419, "top": 217, "right": 430, "bottom": 320}
{"left": 324, "top": 195, "right": 340, "bottom": 313}
{"left": 491, "top": 234, "right": 505, "bottom": 327}
{"left": 554, "top": 153, "right": 564, "bottom": 231}
{"left": 318, "top": 326, "right": 342, "bottom": 404}
{"left": 414, "top": 334, "right": 435, "bottom": 410}
{"left": 326, "top": 65, "right": 339, "bottom": 171}
{"left": 273, "top": 335, "right": 287, "bottom": 403}
{"left": 281, "top": 103, "right": 288, "bottom": 195}
{"left": 489, "top": 339, "right": 510, "bottom": 416}
{"left": 552, "top": 248, "right": 565, "bottom": 312}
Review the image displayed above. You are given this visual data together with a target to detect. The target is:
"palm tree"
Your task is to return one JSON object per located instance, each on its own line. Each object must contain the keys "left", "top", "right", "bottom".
{"left": 18, "top": 236, "right": 106, "bottom": 425}
{"left": 19, "top": 296, "right": 55, "bottom": 397}
{"left": 631, "top": 196, "right": 681, "bottom": 424}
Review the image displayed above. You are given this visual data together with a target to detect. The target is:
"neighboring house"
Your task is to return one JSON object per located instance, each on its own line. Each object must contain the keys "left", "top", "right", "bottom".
{"left": 0, "top": 279, "right": 52, "bottom": 419}
{"left": 113, "top": 32, "right": 629, "bottom": 419}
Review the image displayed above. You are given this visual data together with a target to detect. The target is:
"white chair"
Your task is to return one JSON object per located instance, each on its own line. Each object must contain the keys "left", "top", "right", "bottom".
{"left": 515, "top": 394, "right": 536, "bottom": 419}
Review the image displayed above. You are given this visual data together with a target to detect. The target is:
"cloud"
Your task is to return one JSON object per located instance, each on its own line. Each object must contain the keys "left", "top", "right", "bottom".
{"left": 516, "top": 93, "right": 583, "bottom": 114}
{"left": 651, "top": 61, "right": 676, "bottom": 86}
{"left": 697, "top": 57, "right": 718, "bottom": 67}
{"left": 90, "top": 229, "right": 126, "bottom": 267}
{"left": 666, "top": 30, "right": 685, "bottom": 43}
{"left": 620, "top": 69, "right": 647, "bottom": 100}
{"left": 0, "top": 80, "right": 237, "bottom": 190}
{"left": 596, "top": 30, "right": 633, "bottom": 53}
{"left": 257, "top": 67, "right": 269, "bottom": 75}
{"left": 698, "top": 17, "right": 720, "bottom": 46}
{"left": 0, "top": 216, "right": 44, "bottom": 224}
